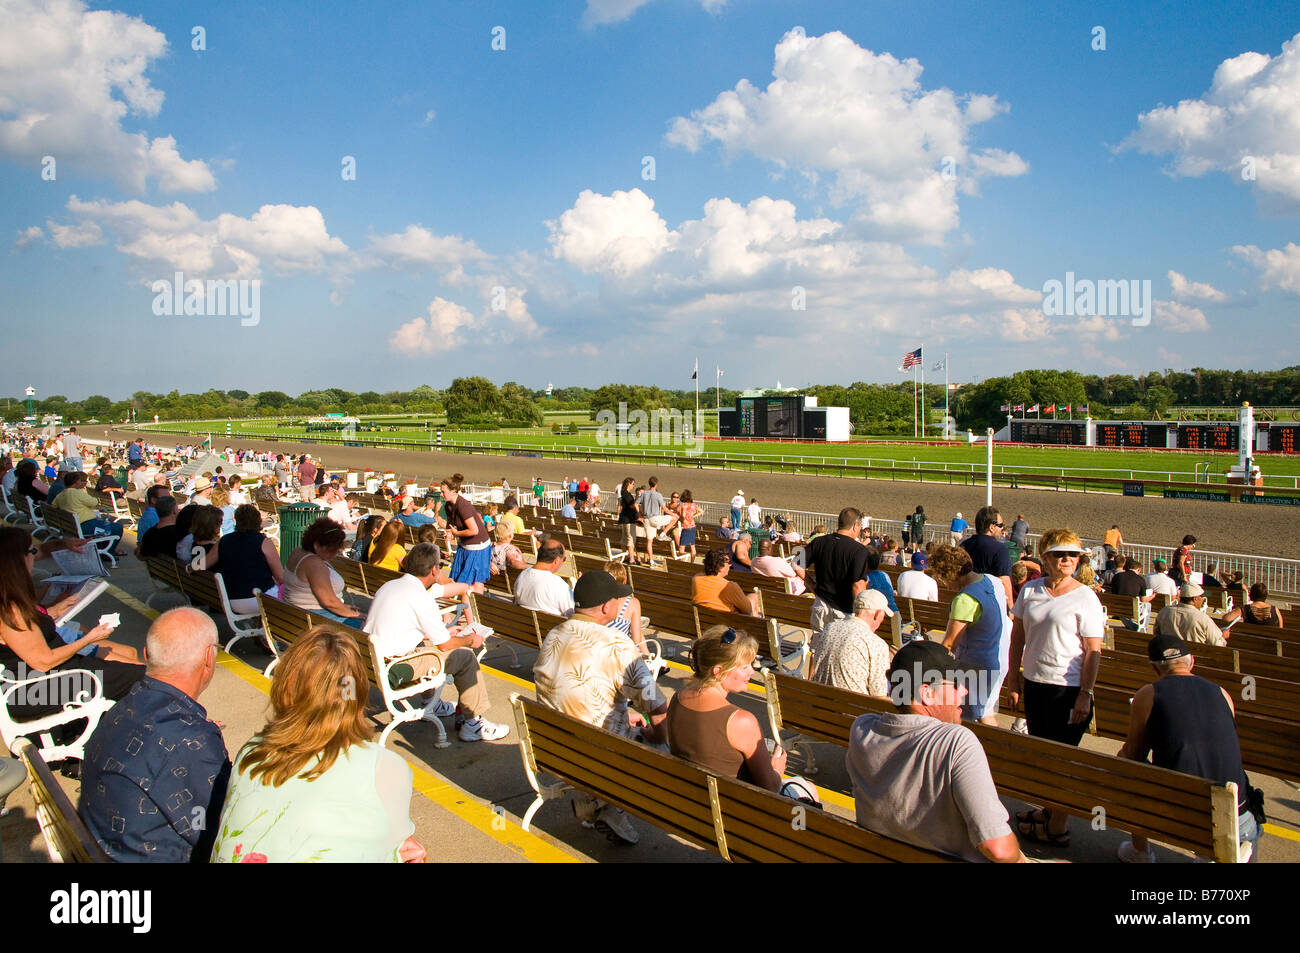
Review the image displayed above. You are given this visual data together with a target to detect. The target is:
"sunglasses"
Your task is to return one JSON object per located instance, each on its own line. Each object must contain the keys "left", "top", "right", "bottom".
{"left": 26, "top": 546, "right": 39, "bottom": 556}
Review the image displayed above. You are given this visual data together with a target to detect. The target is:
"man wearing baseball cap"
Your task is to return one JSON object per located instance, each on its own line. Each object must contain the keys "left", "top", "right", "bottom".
{"left": 1153, "top": 582, "right": 1226, "bottom": 646}
{"left": 896, "top": 550, "right": 938, "bottom": 602}
{"left": 846, "top": 640, "right": 1024, "bottom": 862}
{"left": 534, "top": 571, "right": 669, "bottom": 844}
{"left": 1117, "top": 633, "right": 1260, "bottom": 862}
{"left": 810, "top": 590, "right": 894, "bottom": 697}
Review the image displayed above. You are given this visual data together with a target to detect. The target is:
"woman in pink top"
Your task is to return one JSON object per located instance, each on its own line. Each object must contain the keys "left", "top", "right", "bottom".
{"left": 677, "top": 490, "right": 701, "bottom": 560}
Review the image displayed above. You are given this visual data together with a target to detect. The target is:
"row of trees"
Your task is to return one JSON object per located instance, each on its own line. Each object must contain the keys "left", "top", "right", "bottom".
{"left": 8, "top": 366, "right": 1300, "bottom": 433}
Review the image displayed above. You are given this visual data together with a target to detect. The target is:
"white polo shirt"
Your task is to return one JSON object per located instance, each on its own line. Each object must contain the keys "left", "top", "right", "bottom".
{"left": 513, "top": 567, "right": 575, "bottom": 618}
{"left": 363, "top": 573, "right": 449, "bottom": 659}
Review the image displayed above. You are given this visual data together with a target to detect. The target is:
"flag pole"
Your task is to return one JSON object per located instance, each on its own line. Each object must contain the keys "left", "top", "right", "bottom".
{"left": 920, "top": 351, "right": 925, "bottom": 438}
{"left": 715, "top": 364, "right": 722, "bottom": 433}
{"left": 944, "top": 352, "right": 949, "bottom": 440}
{"left": 912, "top": 367, "right": 917, "bottom": 438}
{"left": 694, "top": 357, "right": 699, "bottom": 434}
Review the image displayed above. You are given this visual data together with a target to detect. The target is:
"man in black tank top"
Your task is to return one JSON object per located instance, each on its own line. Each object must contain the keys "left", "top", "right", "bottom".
{"left": 1116, "top": 633, "right": 1260, "bottom": 863}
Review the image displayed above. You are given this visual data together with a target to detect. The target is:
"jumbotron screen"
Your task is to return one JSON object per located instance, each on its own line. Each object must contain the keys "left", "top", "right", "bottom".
{"left": 736, "top": 396, "right": 802, "bottom": 438}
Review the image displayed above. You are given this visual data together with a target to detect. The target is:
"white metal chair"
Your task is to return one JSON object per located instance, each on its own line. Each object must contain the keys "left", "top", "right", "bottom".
{"left": 214, "top": 574, "right": 268, "bottom": 654}
{"left": 369, "top": 637, "right": 452, "bottom": 750}
{"left": 1, "top": 485, "right": 30, "bottom": 525}
{"left": 1, "top": 663, "right": 115, "bottom": 764}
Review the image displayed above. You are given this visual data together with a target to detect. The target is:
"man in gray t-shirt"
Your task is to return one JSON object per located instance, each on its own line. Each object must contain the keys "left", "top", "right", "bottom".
{"left": 63, "top": 428, "right": 83, "bottom": 472}
{"left": 846, "top": 641, "right": 1022, "bottom": 862}
{"left": 635, "top": 476, "right": 668, "bottom": 561}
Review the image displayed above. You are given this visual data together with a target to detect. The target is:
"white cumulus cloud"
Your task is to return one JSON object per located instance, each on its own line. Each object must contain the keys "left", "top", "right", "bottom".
{"left": 47, "top": 219, "right": 103, "bottom": 248}
{"left": 666, "top": 30, "right": 1027, "bottom": 243}
{"left": 60, "top": 196, "right": 347, "bottom": 278}
{"left": 0, "top": 0, "right": 214, "bottom": 192}
{"left": 389, "top": 297, "right": 477, "bottom": 354}
{"left": 1154, "top": 299, "right": 1210, "bottom": 333}
{"left": 1120, "top": 33, "right": 1300, "bottom": 207}
{"left": 547, "top": 188, "right": 672, "bottom": 276}
{"left": 1167, "top": 269, "right": 1227, "bottom": 303}
{"left": 13, "top": 225, "right": 44, "bottom": 249}
{"left": 360, "top": 224, "right": 489, "bottom": 278}
{"left": 1233, "top": 242, "right": 1300, "bottom": 294}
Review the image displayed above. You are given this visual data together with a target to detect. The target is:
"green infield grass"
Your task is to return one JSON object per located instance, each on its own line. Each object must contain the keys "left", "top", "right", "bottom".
{"left": 140, "top": 417, "right": 1300, "bottom": 488}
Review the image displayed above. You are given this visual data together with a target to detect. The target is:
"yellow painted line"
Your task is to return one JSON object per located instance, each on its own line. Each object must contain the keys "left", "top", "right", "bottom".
{"left": 1264, "top": 822, "right": 1300, "bottom": 844}
{"left": 407, "top": 762, "right": 579, "bottom": 863}
{"left": 478, "top": 663, "right": 537, "bottom": 693}
{"left": 105, "top": 583, "right": 158, "bottom": 621}
{"left": 104, "top": 583, "right": 580, "bottom": 863}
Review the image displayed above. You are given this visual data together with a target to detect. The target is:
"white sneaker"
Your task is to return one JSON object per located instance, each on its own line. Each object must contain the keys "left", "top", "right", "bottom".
{"left": 1238, "top": 841, "right": 1254, "bottom": 863}
{"left": 1011, "top": 718, "right": 1028, "bottom": 735}
{"left": 593, "top": 806, "right": 639, "bottom": 845}
{"left": 422, "top": 699, "right": 456, "bottom": 720}
{"left": 459, "top": 717, "right": 510, "bottom": 742}
{"left": 1118, "top": 840, "right": 1155, "bottom": 863}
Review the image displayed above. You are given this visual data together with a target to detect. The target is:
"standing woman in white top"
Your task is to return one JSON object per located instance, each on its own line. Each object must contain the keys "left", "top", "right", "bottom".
{"left": 1005, "top": 528, "right": 1104, "bottom": 847}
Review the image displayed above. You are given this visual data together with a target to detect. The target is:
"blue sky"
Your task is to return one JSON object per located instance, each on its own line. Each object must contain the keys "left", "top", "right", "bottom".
{"left": 2, "top": 0, "right": 1298, "bottom": 400}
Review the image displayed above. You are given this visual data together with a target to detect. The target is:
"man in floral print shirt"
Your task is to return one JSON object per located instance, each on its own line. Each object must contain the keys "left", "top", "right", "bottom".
{"left": 534, "top": 571, "right": 668, "bottom": 844}
{"left": 80, "top": 608, "right": 231, "bottom": 862}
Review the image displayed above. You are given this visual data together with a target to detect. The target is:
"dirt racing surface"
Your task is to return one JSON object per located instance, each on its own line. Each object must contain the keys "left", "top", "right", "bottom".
{"left": 96, "top": 426, "right": 1299, "bottom": 560}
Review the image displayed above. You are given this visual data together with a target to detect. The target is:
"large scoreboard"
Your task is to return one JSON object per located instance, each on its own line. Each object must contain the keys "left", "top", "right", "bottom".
{"left": 1176, "top": 423, "right": 1239, "bottom": 451}
{"left": 1009, "top": 421, "right": 1086, "bottom": 445}
{"left": 1094, "top": 422, "right": 1168, "bottom": 448}
{"left": 735, "top": 396, "right": 803, "bottom": 438}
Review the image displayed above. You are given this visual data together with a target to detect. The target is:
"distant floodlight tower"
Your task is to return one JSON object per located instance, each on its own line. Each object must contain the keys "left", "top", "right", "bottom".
{"left": 23, "top": 386, "right": 35, "bottom": 421}
{"left": 1228, "top": 402, "right": 1261, "bottom": 486}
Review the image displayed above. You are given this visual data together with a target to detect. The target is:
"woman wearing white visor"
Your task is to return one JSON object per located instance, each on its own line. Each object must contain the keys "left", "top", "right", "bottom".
{"left": 1006, "top": 528, "right": 1104, "bottom": 848}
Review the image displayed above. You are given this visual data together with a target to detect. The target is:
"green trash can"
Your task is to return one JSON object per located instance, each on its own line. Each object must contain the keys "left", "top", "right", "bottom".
{"left": 743, "top": 527, "right": 768, "bottom": 561}
{"left": 278, "top": 502, "right": 322, "bottom": 565}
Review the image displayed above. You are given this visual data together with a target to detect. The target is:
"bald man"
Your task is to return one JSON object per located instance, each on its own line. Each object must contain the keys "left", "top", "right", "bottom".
{"left": 80, "top": 608, "right": 231, "bottom": 863}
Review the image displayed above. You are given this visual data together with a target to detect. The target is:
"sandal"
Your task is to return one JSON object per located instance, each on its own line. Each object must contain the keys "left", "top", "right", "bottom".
{"left": 1015, "top": 808, "right": 1070, "bottom": 847}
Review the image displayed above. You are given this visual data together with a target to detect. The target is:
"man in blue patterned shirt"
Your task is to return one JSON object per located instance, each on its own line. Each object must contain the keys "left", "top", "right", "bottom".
{"left": 79, "top": 607, "right": 231, "bottom": 862}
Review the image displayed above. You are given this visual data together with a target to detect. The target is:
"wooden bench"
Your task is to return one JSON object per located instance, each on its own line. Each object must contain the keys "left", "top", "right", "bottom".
{"left": 144, "top": 555, "right": 186, "bottom": 607}
{"left": 330, "top": 554, "right": 371, "bottom": 597}
{"left": 1111, "top": 629, "right": 1300, "bottom": 682}
{"left": 761, "top": 672, "right": 1242, "bottom": 863}
{"left": 256, "top": 593, "right": 452, "bottom": 747}
{"left": 508, "top": 693, "right": 953, "bottom": 862}
{"left": 898, "top": 596, "right": 952, "bottom": 640}
{"left": 14, "top": 738, "right": 110, "bottom": 863}
{"left": 1098, "top": 591, "right": 1148, "bottom": 630}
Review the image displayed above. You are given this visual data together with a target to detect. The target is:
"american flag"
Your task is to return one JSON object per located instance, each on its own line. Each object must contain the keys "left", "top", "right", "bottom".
{"left": 901, "top": 347, "right": 922, "bottom": 369}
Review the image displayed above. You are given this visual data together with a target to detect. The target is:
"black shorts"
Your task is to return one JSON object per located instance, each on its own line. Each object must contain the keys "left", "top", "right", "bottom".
{"left": 1023, "top": 679, "right": 1092, "bottom": 747}
{"left": 577, "top": 491, "right": 588, "bottom": 503}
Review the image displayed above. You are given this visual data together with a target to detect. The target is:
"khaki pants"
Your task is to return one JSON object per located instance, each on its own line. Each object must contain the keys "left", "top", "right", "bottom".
{"left": 403, "top": 641, "right": 490, "bottom": 717}
{"left": 809, "top": 595, "right": 846, "bottom": 634}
